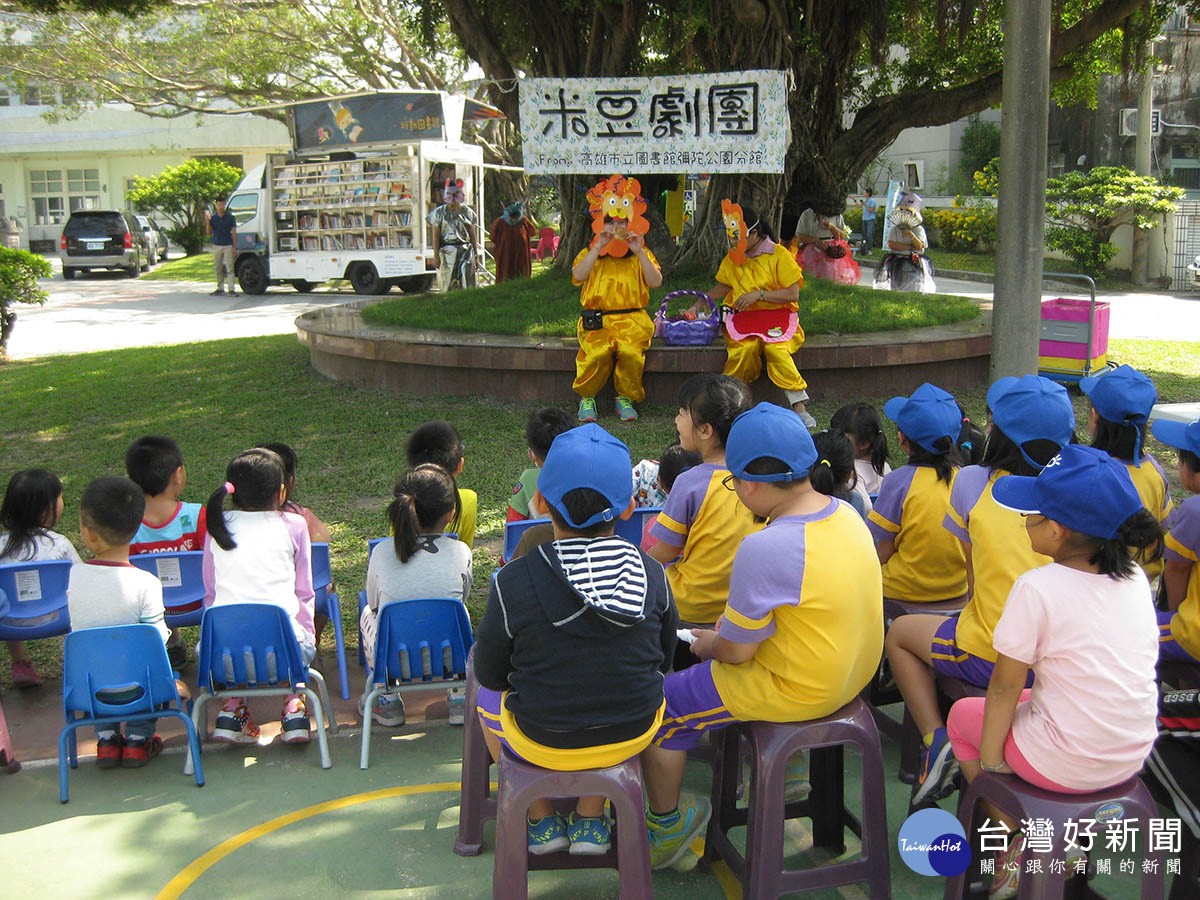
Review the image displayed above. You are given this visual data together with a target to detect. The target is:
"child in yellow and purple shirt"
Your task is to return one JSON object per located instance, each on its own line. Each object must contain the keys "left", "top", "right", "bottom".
{"left": 1150, "top": 417, "right": 1200, "bottom": 664}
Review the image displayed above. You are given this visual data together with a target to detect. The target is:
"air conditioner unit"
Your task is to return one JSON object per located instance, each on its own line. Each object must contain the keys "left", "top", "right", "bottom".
{"left": 1120, "top": 108, "right": 1162, "bottom": 136}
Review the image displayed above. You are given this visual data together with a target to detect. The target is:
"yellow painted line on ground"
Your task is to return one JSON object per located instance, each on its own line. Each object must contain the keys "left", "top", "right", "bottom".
{"left": 710, "top": 859, "right": 742, "bottom": 899}
{"left": 156, "top": 781, "right": 465, "bottom": 900}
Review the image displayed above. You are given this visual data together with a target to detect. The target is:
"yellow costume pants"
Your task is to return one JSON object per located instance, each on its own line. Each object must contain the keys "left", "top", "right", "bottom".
{"left": 574, "top": 311, "right": 654, "bottom": 402}
{"left": 722, "top": 328, "right": 807, "bottom": 392}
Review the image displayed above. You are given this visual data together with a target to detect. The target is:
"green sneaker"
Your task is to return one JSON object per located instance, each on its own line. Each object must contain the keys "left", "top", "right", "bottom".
{"left": 527, "top": 813, "right": 569, "bottom": 855}
{"left": 577, "top": 397, "right": 598, "bottom": 422}
{"left": 615, "top": 396, "right": 638, "bottom": 421}
{"left": 785, "top": 751, "right": 811, "bottom": 801}
{"left": 647, "top": 795, "right": 712, "bottom": 870}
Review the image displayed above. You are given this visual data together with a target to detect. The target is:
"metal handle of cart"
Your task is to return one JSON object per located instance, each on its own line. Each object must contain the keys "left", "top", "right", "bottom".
{"left": 1039, "top": 272, "right": 1108, "bottom": 382}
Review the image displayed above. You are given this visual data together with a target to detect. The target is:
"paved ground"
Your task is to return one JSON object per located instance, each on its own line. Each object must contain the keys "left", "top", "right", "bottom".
{"left": 6, "top": 259, "right": 1200, "bottom": 361}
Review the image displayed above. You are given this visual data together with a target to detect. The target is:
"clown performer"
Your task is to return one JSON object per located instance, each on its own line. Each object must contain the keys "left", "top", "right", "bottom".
{"left": 488, "top": 201, "right": 536, "bottom": 284}
{"left": 570, "top": 175, "right": 663, "bottom": 423}
{"left": 874, "top": 190, "right": 937, "bottom": 293}
{"left": 427, "top": 178, "right": 479, "bottom": 291}
{"left": 701, "top": 200, "right": 816, "bottom": 429}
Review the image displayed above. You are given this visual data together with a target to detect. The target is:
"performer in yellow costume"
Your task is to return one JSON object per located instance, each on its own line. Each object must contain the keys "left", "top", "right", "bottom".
{"left": 571, "top": 175, "right": 663, "bottom": 423}
{"left": 705, "top": 201, "right": 815, "bottom": 428}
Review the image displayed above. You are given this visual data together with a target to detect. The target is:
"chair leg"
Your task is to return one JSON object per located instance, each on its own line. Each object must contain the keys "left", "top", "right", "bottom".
{"left": 307, "top": 668, "right": 338, "bottom": 736}
{"left": 303, "top": 687, "right": 332, "bottom": 769}
{"left": 165, "top": 709, "right": 205, "bottom": 787}
{"left": 454, "top": 697, "right": 494, "bottom": 855}
{"left": 68, "top": 727, "right": 78, "bottom": 769}
{"left": 327, "top": 592, "right": 350, "bottom": 701}
{"left": 360, "top": 686, "right": 384, "bottom": 770}
{"left": 58, "top": 723, "right": 76, "bottom": 803}
{"left": 185, "top": 692, "right": 210, "bottom": 777}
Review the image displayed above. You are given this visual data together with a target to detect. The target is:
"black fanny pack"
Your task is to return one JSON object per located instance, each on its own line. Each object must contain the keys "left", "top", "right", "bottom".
{"left": 581, "top": 307, "right": 643, "bottom": 330}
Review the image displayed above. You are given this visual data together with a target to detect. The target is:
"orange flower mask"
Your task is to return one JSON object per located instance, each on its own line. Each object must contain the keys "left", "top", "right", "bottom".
{"left": 722, "top": 199, "right": 748, "bottom": 265}
{"left": 587, "top": 175, "right": 650, "bottom": 257}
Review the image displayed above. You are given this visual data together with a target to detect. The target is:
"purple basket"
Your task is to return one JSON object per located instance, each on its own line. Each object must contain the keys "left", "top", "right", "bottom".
{"left": 655, "top": 290, "right": 722, "bottom": 346}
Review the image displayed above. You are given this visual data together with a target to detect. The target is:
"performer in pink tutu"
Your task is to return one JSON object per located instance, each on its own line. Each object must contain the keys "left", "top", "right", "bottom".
{"left": 792, "top": 200, "right": 860, "bottom": 285}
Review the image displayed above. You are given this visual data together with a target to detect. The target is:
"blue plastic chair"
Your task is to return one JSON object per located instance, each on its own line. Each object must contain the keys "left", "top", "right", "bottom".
{"left": 502, "top": 517, "right": 551, "bottom": 563}
{"left": 0, "top": 559, "right": 73, "bottom": 641}
{"left": 310, "top": 543, "right": 349, "bottom": 700}
{"left": 615, "top": 506, "right": 661, "bottom": 547}
{"left": 189, "top": 604, "right": 336, "bottom": 772}
{"left": 360, "top": 597, "right": 473, "bottom": 768}
{"left": 128, "top": 551, "right": 205, "bottom": 628}
{"left": 59, "top": 624, "right": 204, "bottom": 802}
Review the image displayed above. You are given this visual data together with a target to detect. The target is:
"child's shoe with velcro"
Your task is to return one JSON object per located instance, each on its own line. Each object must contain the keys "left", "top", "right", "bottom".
{"left": 96, "top": 734, "right": 124, "bottom": 769}
{"left": 213, "top": 700, "right": 261, "bottom": 744}
{"left": 527, "top": 813, "right": 570, "bottom": 855}
{"left": 358, "top": 690, "right": 406, "bottom": 726}
{"left": 122, "top": 735, "right": 163, "bottom": 768}
{"left": 567, "top": 812, "right": 611, "bottom": 855}
{"left": 280, "top": 695, "right": 311, "bottom": 743}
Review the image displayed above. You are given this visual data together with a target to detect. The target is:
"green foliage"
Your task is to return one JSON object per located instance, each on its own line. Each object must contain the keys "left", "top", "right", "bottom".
{"left": 927, "top": 206, "right": 997, "bottom": 252}
{"left": 973, "top": 158, "right": 1001, "bottom": 197}
{"left": 1044, "top": 166, "right": 1184, "bottom": 275}
{"left": 843, "top": 206, "right": 863, "bottom": 234}
{"left": 0, "top": 247, "right": 52, "bottom": 309}
{"left": 128, "top": 158, "right": 243, "bottom": 256}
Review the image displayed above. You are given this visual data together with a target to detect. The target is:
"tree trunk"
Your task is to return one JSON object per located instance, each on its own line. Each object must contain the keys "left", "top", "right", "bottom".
{"left": 673, "top": 173, "right": 786, "bottom": 273}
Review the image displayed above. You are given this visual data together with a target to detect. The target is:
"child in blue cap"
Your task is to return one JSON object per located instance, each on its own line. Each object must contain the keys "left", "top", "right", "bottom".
{"left": 887, "top": 374, "right": 1076, "bottom": 805}
{"left": 1081, "top": 364, "right": 1174, "bottom": 580}
{"left": 640, "top": 402, "right": 883, "bottom": 870}
{"left": 1150, "top": 416, "right": 1200, "bottom": 664}
{"left": 946, "top": 444, "right": 1162, "bottom": 896}
{"left": 473, "top": 424, "right": 677, "bottom": 858}
{"left": 868, "top": 382, "right": 969, "bottom": 603}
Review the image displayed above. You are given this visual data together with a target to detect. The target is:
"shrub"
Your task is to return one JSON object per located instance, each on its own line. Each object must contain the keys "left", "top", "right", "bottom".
{"left": 927, "top": 206, "right": 996, "bottom": 252}
{"left": 0, "top": 247, "right": 52, "bottom": 359}
{"left": 843, "top": 205, "right": 863, "bottom": 234}
{"left": 128, "top": 157, "right": 243, "bottom": 256}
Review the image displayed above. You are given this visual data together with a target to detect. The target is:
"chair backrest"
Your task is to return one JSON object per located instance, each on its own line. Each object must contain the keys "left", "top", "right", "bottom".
{"left": 0, "top": 558, "right": 73, "bottom": 626}
{"left": 197, "top": 604, "right": 310, "bottom": 692}
{"left": 538, "top": 227, "right": 555, "bottom": 243}
{"left": 502, "top": 517, "right": 551, "bottom": 563}
{"left": 372, "top": 599, "right": 473, "bottom": 685}
{"left": 614, "top": 507, "right": 660, "bottom": 546}
{"left": 310, "top": 542, "right": 333, "bottom": 593}
{"left": 128, "top": 551, "right": 205, "bottom": 615}
{"left": 62, "top": 624, "right": 180, "bottom": 719}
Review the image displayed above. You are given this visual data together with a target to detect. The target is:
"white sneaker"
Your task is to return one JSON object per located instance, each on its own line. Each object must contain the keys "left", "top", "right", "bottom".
{"left": 359, "top": 690, "right": 406, "bottom": 726}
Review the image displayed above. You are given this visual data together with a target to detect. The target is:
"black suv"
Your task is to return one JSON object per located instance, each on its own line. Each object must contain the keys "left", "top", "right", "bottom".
{"left": 60, "top": 210, "right": 149, "bottom": 279}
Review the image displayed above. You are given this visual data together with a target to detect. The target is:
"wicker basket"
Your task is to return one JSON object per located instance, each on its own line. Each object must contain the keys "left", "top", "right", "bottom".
{"left": 654, "top": 290, "right": 723, "bottom": 346}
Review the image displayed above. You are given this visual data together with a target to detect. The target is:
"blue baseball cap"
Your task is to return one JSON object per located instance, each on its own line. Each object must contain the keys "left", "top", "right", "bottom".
{"left": 1151, "top": 417, "right": 1200, "bottom": 456}
{"left": 986, "top": 375, "right": 1076, "bottom": 468}
{"left": 537, "top": 424, "right": 633, "bottom": 528}
{"left": 726, "top": 402, "right": 818, "bottom": 482}
{"left": 992, "top": 444, "right": 1142, "bottom": 539}
{"left": 883, "top": 383, "right": 962, "bottom": 454}
{"left": 1080, "top": 365, "right": 1156, "bottom": 465}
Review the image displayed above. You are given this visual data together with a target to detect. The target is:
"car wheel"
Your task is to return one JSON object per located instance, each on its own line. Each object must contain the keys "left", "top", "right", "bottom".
{"left": 236, "top": 255, "right": 269, "bottom": 295}
{"left": 125, "top": 257, "right": 139, "bottom": 277}
{"left": 288, "top": 279, "right": 318, "bottom": 293}
{"left": 62, "top": 267, "right": 75, "bottom": 280}
{"left": 349, "top": 262, "right": 385, "bottom": 295}
{"left": 140, "top": 254, "right": 150, "bottom": 272}
{"left": 147, "top": 248, "right": 157, "bottom": 267}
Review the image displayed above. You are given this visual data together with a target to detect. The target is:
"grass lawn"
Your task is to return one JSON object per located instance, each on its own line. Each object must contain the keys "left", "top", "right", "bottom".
{"left": 361, "top": 264, "right": 980, "bottom": 337}
{"left": 1, "top": 334, "right": 1196, "bottom": 686}
{"left": 140, "top": 253, "right": 213, "bottom": 281}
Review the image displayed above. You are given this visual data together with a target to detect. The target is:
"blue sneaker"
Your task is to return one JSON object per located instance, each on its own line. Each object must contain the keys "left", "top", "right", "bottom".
{"left": 912, "top": 726, "right": 959, "bottom": 804}
{"left": 527, "top": 814, "right": 569, "bottom": 855}
{"left": 615, "top": 396, "right": 638, "bottom": 421}
{"left": 647, "top": 795, "right": 711, "bottom": 870}
{"left": 567, "top": 812, "right": 611, "bottom": 855}
{"left": 577, "top": 397, "right": 598, "bottom": 422}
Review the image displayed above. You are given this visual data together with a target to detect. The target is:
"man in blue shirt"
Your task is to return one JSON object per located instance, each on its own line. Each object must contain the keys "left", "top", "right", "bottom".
{"left": 206, "top": 200, "right": 238, "bottom": 295}
{"left": 860, "top": 188, "right": 877, "bottom": 256}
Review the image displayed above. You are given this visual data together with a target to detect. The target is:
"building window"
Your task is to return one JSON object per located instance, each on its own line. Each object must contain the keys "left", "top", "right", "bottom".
{"left": 0, "top": 86, "right": 9, "bottom": 107}
{"left": 67, "top": 168, "right": 100, "bottom": 193}
{"left": 22, "top": 83, "right": 49, "bottom": 106}
{"left": 0, "top": 182, "right": 6, "bottom": 220}
{"left": 1173, "top": 167, "right": 1200, "bottom": 189}
{"left": 30, "top": 168, "right": 99, "bottom": 225}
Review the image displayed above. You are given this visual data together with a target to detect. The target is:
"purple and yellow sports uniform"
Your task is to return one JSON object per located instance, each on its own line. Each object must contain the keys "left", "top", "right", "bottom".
{"left": 1158, "top": 494, "right": 1200, "bottom": 663}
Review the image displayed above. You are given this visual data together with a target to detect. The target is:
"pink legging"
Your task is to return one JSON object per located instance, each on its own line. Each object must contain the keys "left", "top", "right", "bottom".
{"left": 946, "top": 694, "right": 1091, "bottom": 795}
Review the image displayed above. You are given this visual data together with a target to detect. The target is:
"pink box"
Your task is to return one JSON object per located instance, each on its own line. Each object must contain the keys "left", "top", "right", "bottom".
{"left": 1039, "top": 297, "right": 1109, "bottom": 358}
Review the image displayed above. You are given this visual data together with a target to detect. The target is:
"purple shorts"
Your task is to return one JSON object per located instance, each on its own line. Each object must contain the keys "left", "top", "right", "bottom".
{"left": 930, "top": 616, "right": 1001, "bottom": 688}
{"left": 652, "top": 660, "right": 739, "bottom": 751}
{"left": 1158, "top": 610, "right": 1200, "bottom": 663}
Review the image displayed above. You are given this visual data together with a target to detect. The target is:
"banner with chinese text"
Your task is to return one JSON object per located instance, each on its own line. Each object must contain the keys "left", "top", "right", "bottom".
{"left": 519, "top": 71, "right": 789, "bottom": 175}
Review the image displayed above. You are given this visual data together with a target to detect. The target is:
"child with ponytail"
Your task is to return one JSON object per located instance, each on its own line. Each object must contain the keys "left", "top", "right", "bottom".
{"left": 946, "top": 444, "right": 1162, "bottom": 897}
{"left": 830, "top": 403, "right": 891, "bottom": 512}
{"left": 359, "top": 464, "right": 472, "bottom": 726}
{"left": 202, "top": 448, "right": 316, "bottom": 745}
{"left": 808, "top": 430, "right": 868, "bottom": 518}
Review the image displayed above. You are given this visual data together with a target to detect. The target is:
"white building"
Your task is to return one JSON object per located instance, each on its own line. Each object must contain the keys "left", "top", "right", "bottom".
{"left": 0, "top": 83, "right": 289, "bottom": 251}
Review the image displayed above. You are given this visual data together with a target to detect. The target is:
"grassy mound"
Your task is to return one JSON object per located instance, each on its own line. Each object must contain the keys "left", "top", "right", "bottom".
{"left": 360, "top": 265, "right": 980, "bottom": 337}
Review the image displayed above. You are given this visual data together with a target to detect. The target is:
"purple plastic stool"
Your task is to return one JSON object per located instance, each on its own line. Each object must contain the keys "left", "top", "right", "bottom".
{"left": 943, "top": 773, "right": 1165, "bottom": 900}
{"left": 454, "top": 650, "right": 496, "bottom": 856}
{"left": 706, "top": 696, "right": 890, "bottom": 899}
{"left": 493, "top": 749, "right": 653, "bottom": 900}
{"left": 0, "top": 693, "right": 19, "bottom": 773}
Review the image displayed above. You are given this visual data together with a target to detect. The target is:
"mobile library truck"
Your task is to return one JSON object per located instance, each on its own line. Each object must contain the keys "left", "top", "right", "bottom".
{"left": 226, "top": 91, "right": 501, "bottom": 295}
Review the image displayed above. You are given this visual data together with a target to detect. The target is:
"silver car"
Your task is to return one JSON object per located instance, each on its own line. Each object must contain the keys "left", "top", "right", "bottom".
{"left": 134, "top": 215, "right": 170, "bottom": 265}
{"left": 59, "top": 209, "right": 148, "bottom": 279}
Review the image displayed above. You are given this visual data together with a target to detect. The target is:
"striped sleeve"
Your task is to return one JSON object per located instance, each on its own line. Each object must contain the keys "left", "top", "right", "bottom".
{"left": 1164, "top": 497, "right": 1200, "bottom": 564}
{"left": 944, "top": 465, "right": 989, "bottom": 543}
{"left": 867, "top": 465, "right": 915, "bottom": 541}
{"left": 650, "top": 466, "right": 710, "bottom": 547}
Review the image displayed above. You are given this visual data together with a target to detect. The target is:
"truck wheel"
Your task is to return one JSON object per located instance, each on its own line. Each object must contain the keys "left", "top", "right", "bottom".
{"left": 288, "top": 279, "right": 318, "bottom": 293}
{"left": 394, "top": 274, "right": 437, "bottom": 294}
{"left": 237, "top": 256, "right": 269, "bottom": 295}
{"left": 349, "top": 262, "right": 385, "bottom": 295}
{"left": 62, "top": 267, "right": 75, "bottom": 280}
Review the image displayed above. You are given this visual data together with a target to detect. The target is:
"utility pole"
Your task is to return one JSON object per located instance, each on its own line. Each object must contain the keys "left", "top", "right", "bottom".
{"left": 991, "top": 0, "right": 1052, "bottom": 381}
{"left": 1132, "top": 53, "right": 1154, "bottom": 285}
